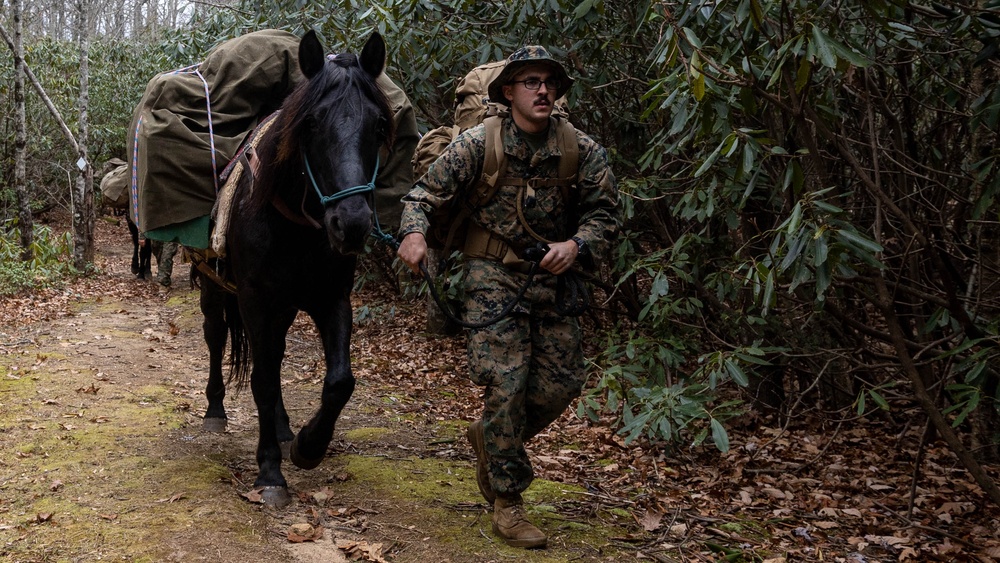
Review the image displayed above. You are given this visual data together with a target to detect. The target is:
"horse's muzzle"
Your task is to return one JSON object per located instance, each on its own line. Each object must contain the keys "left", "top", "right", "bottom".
{"left": 324, "top": 202, "right": 372, "bottom": 254}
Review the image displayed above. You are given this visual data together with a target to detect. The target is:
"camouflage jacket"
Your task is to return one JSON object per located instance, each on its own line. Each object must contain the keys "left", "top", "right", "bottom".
{"left": 399, "top": 116, "right": 619, "bottom": 264}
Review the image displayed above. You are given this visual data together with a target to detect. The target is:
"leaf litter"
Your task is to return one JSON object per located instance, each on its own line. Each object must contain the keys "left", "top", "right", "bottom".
{"left": 0, "top": 213, "right": 997, "bottom": 562}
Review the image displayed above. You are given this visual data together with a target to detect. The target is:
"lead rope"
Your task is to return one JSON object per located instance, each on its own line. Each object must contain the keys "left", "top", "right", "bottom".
{"left": 364, "top": 187, "right": 584, "bottom": 327}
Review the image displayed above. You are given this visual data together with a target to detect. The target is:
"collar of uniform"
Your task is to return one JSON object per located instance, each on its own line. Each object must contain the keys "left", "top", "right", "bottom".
{"left": 501, "top": 116, "right": 564, "bottom": 166}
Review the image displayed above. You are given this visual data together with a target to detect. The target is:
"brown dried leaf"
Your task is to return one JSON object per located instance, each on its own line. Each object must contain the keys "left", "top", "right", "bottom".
{"left": 156, "top": 493, "right": 186, "bottom": 503}
{"left": 335, "top": 539, "right": 387, "bottom": 563}
{"left": 636, "top": 509, "right": 663, "bottom": 532}
{"left": 242, "top": 489, "right": 264, "bottom": 504}
{"left": 287, "top": 523, "right": 322, "bottom": 543}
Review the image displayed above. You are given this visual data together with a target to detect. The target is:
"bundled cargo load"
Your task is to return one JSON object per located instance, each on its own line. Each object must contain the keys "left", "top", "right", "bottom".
{"left": 128, "top": 29, "right": 303, "bottom": 248}
{"left": 128, "top": 29, "right": 417, "bottom": 249}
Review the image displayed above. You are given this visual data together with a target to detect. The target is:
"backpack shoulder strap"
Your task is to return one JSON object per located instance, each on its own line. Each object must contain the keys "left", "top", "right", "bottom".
{"left": 554, "top": 117, "right": 579, "bottom": 204}
{"left": 468, "top": 115, "right": 506, "bottom": 208}
{"left": 554, "top": 117, "right": 579, "bottom": 183}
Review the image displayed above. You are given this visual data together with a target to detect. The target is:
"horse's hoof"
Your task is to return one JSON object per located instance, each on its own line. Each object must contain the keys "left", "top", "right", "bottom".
{"left": 202, "top": 417, "right": 228, "bottom": 433}
{"left": 289, "top": 435, "right": 324, "bottom": 470}
{"left": 280, "top": 440, "right": 292, "bottom": 461}
{"left": 260, "top": 486, "right": 292, "bottom": 509}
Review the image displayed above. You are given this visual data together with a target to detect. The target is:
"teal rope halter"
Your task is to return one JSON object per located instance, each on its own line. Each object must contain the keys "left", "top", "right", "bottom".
{"left": 302, "top": 151, "right": 398, "bottom": 246}
{"left": 303, "top": 153, "right": 379, "bottom": 206}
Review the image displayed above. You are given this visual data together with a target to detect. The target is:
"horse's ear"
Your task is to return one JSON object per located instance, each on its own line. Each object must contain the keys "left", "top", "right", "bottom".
{"left": 299, "top": 29, "right": 325, "bottom": 79}
{"left": 359, "top": 32, "right": 386, "bottom": 79}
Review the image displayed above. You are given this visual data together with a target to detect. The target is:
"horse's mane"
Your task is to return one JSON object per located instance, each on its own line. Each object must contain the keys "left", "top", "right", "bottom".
{"left": 246, "top": 53, "right": 396, "bottom": 212}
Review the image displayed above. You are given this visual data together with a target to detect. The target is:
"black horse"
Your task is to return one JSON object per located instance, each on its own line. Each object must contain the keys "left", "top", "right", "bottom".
{"left": 197, "top": 30, "right": 395, "bottom": 508}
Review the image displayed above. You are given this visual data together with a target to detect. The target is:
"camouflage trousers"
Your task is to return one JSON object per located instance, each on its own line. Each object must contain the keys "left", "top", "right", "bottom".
{"left": 464, "top": 259, "right": 586, "bottom": 497}
{"left": 151, "top": 241, "right": 179, "bottom": 287}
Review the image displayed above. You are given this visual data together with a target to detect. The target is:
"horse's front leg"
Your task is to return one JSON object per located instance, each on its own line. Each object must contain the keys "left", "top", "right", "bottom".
{"left": 290, "top": 295, "right": 356, "bottom": 470}
{"left": 245, "top": 304, "right": 297, "bottom": 508}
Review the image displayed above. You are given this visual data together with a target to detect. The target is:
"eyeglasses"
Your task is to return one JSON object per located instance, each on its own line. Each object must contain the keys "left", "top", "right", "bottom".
{"left": 511, "top": 78, "right": 562, "bottom": 91}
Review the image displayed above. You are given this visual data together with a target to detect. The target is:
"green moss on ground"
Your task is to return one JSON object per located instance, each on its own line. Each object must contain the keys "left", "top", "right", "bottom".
{"left": 0, "top": 364, "right": 272, "bottom": 563}
{"left": 331, "top": 444, "right": 629, "bottom": 562}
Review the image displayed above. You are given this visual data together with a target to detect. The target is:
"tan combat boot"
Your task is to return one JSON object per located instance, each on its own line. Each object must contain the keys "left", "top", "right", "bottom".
{"left": 492, "top": 494, "right": 547, "bottom": 549}
{"left": 466, "top": 420, "right": 496, "bottom": 503}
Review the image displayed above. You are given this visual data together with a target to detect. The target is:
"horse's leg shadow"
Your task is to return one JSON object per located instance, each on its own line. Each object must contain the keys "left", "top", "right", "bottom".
{"left": 290, "top": 298, "right": 356, "bottom": 470}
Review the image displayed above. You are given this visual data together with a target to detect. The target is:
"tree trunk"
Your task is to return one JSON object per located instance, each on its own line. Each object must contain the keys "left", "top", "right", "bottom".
{"left": 0, "top": 24, "right": 81, "bottom": 155}
{"left": 147, "top": 0, "right": 158, "bottom": 39}
{"left": 133, "top": 0, "right": 145, "bottom": 38}
{"left": 875, "top": 275, "right": 1000, "bottom": 508}
{"left": 73, "top": 0, "right": 95, "bottom": 269}
{"left": 12, "top": 0, "right": 34, "bottom": 261}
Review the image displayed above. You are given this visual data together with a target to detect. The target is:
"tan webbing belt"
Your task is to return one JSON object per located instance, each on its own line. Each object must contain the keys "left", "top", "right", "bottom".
{"left": 463, "top": 223, "right": 532, "bottom": 273}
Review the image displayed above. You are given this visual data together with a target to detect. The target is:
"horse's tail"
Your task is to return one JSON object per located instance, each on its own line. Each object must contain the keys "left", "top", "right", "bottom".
{"left": 224, "top": 292, "right": 252, "bottom": 390}
{"left": 189, "top": 255, "right": 252, "bottom": 389}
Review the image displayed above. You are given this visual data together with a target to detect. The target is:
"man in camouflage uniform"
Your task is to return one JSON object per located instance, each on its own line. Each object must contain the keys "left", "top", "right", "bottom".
{"left": 397, "top": 46, "right": 619, "bottom": 548}
{"left": 153, "top": 240, "right": 178, "bottom": 287}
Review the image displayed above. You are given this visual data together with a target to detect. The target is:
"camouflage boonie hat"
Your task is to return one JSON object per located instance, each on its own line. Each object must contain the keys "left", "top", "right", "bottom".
{"left": 487, "top": 45, "right": 574, "bottom": 106}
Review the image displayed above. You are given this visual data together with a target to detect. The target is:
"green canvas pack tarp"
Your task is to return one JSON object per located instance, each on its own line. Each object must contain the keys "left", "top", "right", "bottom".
{"left": 99, "top": 158, "right": 129, "bottom": 209}
{"left": 128, "top": 29, "right": 302, "bottom": 248}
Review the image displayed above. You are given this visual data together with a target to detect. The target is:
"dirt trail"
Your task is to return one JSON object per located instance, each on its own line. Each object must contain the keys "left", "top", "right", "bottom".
{"left": 0, "top": 219, "right": 632, "bottom": 563}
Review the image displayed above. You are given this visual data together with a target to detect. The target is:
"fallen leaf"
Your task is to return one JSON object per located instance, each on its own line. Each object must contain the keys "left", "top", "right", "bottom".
{"left": 335, "top": 539, "right": 387, "bottom": 563}
{"left": 760, "top": 487, "right": 787, "bottom": 499}
{"left": 76, "top": 384, "right": 99, "bottom": 394}
{"left": 637, "top": 509, "right": 663, "bottom": 532}
{"left": 287, "top": 523, "right": 323, "bottom": 543}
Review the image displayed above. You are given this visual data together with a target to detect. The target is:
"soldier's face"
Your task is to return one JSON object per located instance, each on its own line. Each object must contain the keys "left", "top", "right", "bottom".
{"left": 503, "top": 65, "right": 556, "bottom": 133}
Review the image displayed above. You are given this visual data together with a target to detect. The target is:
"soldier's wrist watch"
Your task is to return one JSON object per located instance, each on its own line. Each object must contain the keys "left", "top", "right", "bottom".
{"left": 571, "top": 236, "right": 589, "bottom": 257}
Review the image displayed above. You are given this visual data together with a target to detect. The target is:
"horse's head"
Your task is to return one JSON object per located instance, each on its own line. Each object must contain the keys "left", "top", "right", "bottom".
{"left": 266, "top": 30, "right": 394, "bottom": 255}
